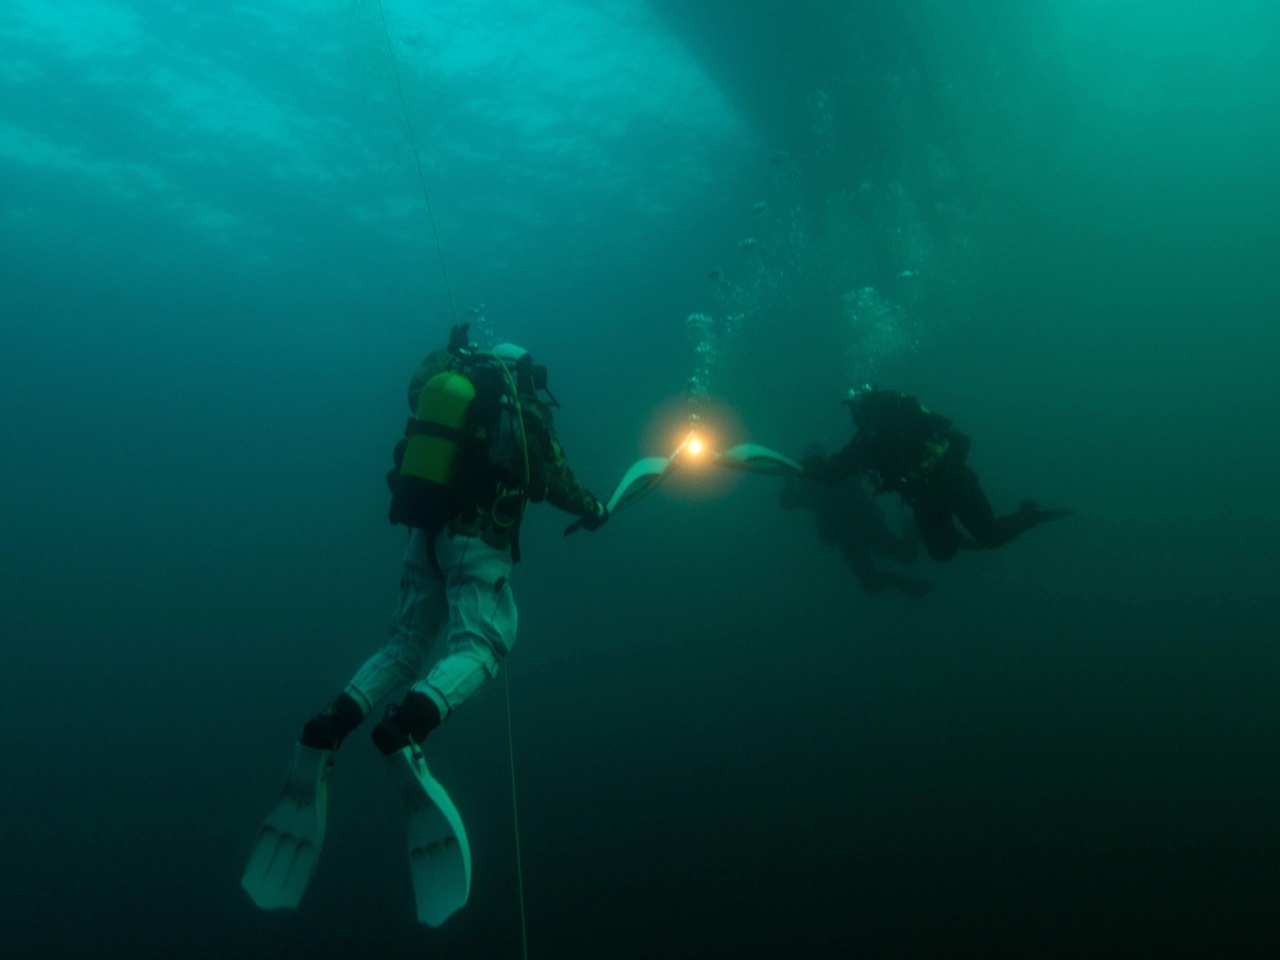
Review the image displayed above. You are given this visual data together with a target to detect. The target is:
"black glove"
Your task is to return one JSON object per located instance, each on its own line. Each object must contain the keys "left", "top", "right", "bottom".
{"left": 565, "top": 501, "right": 609, "bottom": 535}
{"left": 448, "top": 322, "right": 471, "bottom": 354}
{"left": 579, "top": 501, "right": 609, "bottom": 532}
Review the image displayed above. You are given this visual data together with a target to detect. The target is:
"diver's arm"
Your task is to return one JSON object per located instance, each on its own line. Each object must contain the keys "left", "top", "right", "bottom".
{"left": 804, "top": 437, "right": 867, "bottom": 485}
{"left": 523, "top": 405, "right": 603, "bottom": 517}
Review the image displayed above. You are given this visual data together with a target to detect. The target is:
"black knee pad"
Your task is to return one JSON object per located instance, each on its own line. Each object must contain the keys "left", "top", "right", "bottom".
{"left": 300, "top": 693, "right": 365, "bottom": 751}
{"left": 371, "top": 691, "right": 441, "bottom": 756}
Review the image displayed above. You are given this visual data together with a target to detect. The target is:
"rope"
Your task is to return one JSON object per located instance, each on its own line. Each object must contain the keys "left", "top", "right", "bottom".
{"left": 371, "top": 0, "right": 461, "bottom": 327}
{"left": 504, "top": 671, "right": 531, "bottom": 960}
{"left": 371, "top": 1, "right": 529, "bottom": 957}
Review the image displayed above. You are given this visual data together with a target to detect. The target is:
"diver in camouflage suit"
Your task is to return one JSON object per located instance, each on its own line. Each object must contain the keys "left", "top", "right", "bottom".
{"left": 300, "top": 328, "right": 607, "bottom": 756}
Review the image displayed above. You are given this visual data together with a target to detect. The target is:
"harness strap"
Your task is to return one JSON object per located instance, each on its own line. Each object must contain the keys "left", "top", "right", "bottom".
{"left": 425, "top": 526, "right": 444, "bottom": 579}
{"left": 405, "top": 417, "right": 470, "bottom": 444}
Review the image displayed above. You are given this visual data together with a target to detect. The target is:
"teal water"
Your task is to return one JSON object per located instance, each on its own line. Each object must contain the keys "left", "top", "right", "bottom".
{"left": 2, "top": 1, "right": 1278, "bottom": 957}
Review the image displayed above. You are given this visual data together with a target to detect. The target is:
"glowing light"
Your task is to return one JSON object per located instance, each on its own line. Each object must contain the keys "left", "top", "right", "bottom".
{"left": 673, "top": 429, "right": 711, "bottom": 462}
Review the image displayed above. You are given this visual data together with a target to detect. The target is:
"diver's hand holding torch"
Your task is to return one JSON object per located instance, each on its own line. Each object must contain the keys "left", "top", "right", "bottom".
{"left": 564, "top": 500, "right": 609, "bottom": 536}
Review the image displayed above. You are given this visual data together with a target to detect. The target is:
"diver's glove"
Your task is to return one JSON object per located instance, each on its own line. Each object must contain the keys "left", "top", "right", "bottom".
{"left": 448, "top": 322, "right": 471, "bottom": 354}
{"left": 579, "top": 500, "right": 609, "bottom": 532}
{"left": 565, "top": 500, "right": 609, "bottom": 536}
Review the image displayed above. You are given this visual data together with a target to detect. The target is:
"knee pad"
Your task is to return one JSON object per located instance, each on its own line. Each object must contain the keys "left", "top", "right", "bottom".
{"left": 300, "top": 693, "right": 365, "bottom": 751}
{"left": 371, "top": 691, "right": 442, "bottom": 756}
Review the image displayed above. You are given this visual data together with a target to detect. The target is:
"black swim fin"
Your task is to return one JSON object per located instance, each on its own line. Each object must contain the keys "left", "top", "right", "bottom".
{"left": 1019, "top": 500, "right": 1074, "bottom": 526}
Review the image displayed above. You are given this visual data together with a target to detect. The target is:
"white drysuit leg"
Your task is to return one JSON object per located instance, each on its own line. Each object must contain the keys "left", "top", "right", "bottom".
{"left": 344, "top": 528, "right": 447, "bottom": 714}
{"left": 344, "top": 528, "right": 516, "bottom": 722}
{"left": 410, "top": 530, "right": 516, "bottom": 721}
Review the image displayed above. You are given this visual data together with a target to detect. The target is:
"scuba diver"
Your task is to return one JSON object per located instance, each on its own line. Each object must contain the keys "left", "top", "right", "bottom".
{"left": 781, "top": 443, "right": 933, "bottom": 598}
{"left": 803, "top": 385, "right": 1072, "bottom": 562}
{"left": 243, "top": 322, "right": 607, "bottom": 923}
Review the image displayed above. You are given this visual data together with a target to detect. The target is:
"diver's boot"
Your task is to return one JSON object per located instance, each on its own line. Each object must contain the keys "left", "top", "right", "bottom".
{"left": 372, "top": 691, "right": 442, "bottom": 756}
{"left": 301, "top": 692, "right": 365, "bottom": 752}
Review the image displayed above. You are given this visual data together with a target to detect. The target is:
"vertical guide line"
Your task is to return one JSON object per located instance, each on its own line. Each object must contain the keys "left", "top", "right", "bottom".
{"left": 371, "top": 0, "right": 461, "bottom": 327}
{"left": 504, "top": 671, "right": 531, "bottom": 960}
{"left": 370, "top": 4, "right": 528, "bottom": 955}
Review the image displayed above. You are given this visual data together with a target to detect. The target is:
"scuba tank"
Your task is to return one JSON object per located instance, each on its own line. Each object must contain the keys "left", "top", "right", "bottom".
{"left": 389, "top": 351, "right": 529, "bottom": 533}
{"left": 389, "top": 368, "right": 477, "bottom": 530}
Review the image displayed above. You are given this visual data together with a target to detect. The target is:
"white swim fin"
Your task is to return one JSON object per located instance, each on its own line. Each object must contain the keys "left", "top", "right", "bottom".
{"left": 714, "top": 443, "right": 802, "bottom": 476}
{"left": 241, "top": 743, "right": 332, "bottom": 910}
{"left": 387, "top": 745, "right": 471, "bottom": 927}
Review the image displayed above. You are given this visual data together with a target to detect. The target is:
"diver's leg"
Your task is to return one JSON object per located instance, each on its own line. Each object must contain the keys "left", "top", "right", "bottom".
{"left": 424, "top": 532, "right": 516, "bottom": 719}
{"left": 843, "top": 530, "right": 933, "bottom": 595}
{"left": 840, "top": 540, "right": 889, "bottom": 594}
{"left": 944, "top": 466, "right": 1008, "bottom": 548}
{"left": 303, "top": 529, "right": 446, "bottom": 751}
{"left": 951, "top": 468, "right": 1070, "bottom": 548}
{"left": 910, "top": 495, "right": 962, "bottom": 562}
{"left": 865, "top": 511, "right": 917, "bottom": 565}
{"left": 372, "top": 532, "right": 515, "bottom": 754}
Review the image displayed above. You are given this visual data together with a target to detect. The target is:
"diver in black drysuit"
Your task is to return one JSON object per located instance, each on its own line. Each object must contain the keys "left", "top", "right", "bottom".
{"left": 782, "top": 444, "right": 933, "bottom": 598}
{"left": 804, "top": 386, "right": 1072, "bottom": 562}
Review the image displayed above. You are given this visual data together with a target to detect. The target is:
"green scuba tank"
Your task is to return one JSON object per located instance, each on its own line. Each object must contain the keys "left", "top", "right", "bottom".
{"left": 389, "top": 353, "right": 530, "bottom": 532}
{"left": 390, "top": 369, "right": 478, "bottom": 530}
{"left": 404, "top": 371, "right": 476, "bottom": 486}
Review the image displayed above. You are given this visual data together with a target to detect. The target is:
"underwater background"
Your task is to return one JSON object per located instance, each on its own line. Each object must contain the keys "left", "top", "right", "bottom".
{"left": 2, "top": 0, "right": 1279, "bottom": 957}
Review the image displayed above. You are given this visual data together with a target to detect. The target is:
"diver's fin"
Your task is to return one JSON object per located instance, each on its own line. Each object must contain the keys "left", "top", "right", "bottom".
{"left": 388, "top": 745, "right": 471, "bottom": 927}
{"left": 1019, "top": 500, "right": 1075, "bottom": 526}
{"left": 566, "top": 454, "right": 678, "bottom": 534}
{"left": 241, "top": 743, "right": 332, "bottom": 910}
{"left": 608, "top": 455, "right": 678, "bottom": 513}
{"left": 714, "top": 443, "right": 802, "bottom": 476}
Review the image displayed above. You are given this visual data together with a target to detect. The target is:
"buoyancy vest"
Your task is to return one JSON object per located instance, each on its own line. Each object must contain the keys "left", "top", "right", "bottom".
{"left": 860, "top": 393, "right": 966, "bottom": 493}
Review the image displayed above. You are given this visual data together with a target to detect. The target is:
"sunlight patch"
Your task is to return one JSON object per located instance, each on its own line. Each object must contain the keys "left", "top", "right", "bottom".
{"left": 0, "top": 58, "right": 42, "bottom": 83}
{"left": 1, "top": 0, "right": 145, "bottom": 60}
